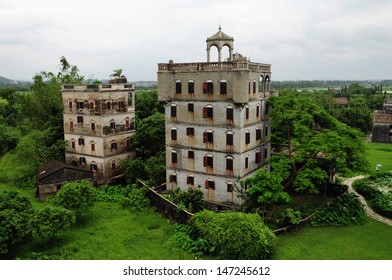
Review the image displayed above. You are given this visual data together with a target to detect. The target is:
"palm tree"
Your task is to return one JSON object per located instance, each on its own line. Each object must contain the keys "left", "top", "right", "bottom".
{"left": 111, "top": 69, "right": 123, "bottom": 78}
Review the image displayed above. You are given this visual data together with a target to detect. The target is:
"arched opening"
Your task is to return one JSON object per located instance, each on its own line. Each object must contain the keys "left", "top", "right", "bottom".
{"left": 208, "top": 45, "right": 220, "bottom": 62}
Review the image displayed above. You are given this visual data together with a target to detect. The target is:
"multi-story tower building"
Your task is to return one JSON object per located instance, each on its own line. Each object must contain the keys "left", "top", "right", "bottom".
{"left": 158, "top": 28, "right": 272, "bottom": 204}
{"left": 62, "top": 78, "right": 136, "bottom": 182}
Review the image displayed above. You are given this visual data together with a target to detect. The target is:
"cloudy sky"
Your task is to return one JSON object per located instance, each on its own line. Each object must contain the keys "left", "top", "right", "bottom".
{"left": 0, "top": 0, "right": 391, "bottom": 81}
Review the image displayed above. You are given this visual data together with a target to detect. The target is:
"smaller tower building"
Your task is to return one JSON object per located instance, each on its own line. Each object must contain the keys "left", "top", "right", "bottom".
{"left": 62, "top": 78, "right": 136, "bottom": 182}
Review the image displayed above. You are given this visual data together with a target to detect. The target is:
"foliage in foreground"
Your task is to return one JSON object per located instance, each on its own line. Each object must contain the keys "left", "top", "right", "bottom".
{"left": 190, "top": 210, "right": 277, "bottom": 259}
{"left": 312, "top": 192, "right": 367, "bottom": 226}
{"left": 0, "top": 191, "right": 75, "bottom": 255}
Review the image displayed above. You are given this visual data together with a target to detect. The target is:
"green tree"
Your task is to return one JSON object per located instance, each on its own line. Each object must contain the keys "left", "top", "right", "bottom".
{"left": 53, "top": 180, "right": 96, "bottom": 220}
{"left": 244, "top": 168, "right": 290, "bottom": 217}
{"left": 0, "top": 192, "right": 34, "bottom": 254}
{"left": 269, "top": 92, "right": 368, "bottom": 193}
{"left": 110, "top": 69, "right": 124, "bottom": 78}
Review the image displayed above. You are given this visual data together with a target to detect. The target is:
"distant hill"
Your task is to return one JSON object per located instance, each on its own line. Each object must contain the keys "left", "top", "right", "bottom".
{"left": 0, "top": 76, "right": 14, "bottom": 84}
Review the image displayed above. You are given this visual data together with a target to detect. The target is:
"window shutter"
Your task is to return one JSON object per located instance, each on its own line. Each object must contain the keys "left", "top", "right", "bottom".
{"left": 203, "top": 156, "right": 207, "bottom": 167}
{"left": 169, "top": 175, "right": 173, "bottom": 182}
{"left": 205, "top": 180, "right": 209, "bottom": 189}
{"left": 203, "top": 83, "right": 207, "bottom": 94}
{"left": 226, "top": 108, "right": 233, "bottom": 120}
{"left": 203, "top": 107, "right": 207, "bottom": 118}
{"left": 187, "top": 177, "right": 191, "bottom": 184}
{"left": 257, "top": 152, "right": 262, "bottom": 163}
{"left": 203, "top": 132, "right": 208, "bottom": 143}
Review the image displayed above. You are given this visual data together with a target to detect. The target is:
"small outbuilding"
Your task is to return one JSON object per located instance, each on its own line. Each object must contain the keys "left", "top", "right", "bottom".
{"left": 37, "top": 160, "right": 94, "bottom": 201}
{"left": 372, "top": 100, "right": 392, "bottom": 143}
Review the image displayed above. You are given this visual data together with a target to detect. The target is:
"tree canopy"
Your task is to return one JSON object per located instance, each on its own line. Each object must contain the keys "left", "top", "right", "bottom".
{"left": 269, "top": 91, "right": 368, "bottom": 193}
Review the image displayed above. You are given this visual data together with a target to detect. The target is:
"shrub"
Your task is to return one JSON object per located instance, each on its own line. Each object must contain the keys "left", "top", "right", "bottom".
{"left": 277, "top": 208, "right": 302, "bottom": 227}
{"left": 53, "top": 180, "right": 96, "bottom": 220}
{"left": 32, "top": 207, "right": 75, "bottom": 239}
{"left": 191, "top": 210, "right": 277, "bottom": 259}
{"left": 312, "top": 192, "right": 367, "bottom": 226}
{"left": 353, "top": 180, "right": 381, "bottom": 200}
{"left": 372, "top": 193, "right": 392, "bottom": 219}
{"left": 121, "top": 184, "right": 151, "bottom": 211}
{"left": 172, "top": 188, "right": 205, "bottom": 213}
{"left": 167, "top": 224, "right": 209, "bottom": 257}
{"left": 0, "top": 191, "right": 34, "bottom": 254}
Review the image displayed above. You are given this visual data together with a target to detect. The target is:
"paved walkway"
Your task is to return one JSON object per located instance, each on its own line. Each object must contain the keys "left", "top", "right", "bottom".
{"left": 342, "top": 175, "right": 392, "bottom": 226}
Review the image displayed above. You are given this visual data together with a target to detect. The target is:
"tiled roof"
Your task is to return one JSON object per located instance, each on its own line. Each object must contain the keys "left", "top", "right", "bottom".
{"left": 373, "top": 113, "right": 392, "bottom": 124}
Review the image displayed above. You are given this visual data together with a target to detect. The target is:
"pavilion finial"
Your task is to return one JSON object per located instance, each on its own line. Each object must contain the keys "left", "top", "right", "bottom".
{"left": 219, "top": 24, "right": 221, "bottom": 31}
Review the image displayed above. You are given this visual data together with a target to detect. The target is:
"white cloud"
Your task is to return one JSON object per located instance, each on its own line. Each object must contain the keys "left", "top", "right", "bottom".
{"left": 0, "top": 0, "right": 391, "bottom": 81}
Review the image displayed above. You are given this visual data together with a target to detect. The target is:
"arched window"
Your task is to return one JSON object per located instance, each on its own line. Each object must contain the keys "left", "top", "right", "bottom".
{"left": 245, "top": 130, "right": 250, "bottom": 145}
{"left": 171, "top": 150, "right": 178, "bottom": 164}
{"left": 188, "top": 80, "right": 194, "bottom": 94}
{"left": 90, "top": 161, "right": 98, "bottom": 172}
{"left": 175, "top": 80, "right": 182, "bottom": 94}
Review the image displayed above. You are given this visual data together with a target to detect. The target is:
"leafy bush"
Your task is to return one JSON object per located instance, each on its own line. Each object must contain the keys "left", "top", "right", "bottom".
{"left": 353, "top": 180, "right": 382, "bottom": 200}
{"left": 277, "top": 208, "right": 302, "bottom": 227}
{"left": 96, "top": 185, "right": 127, "bottom": 203}
{"left": 0, "top": 191, "right": 34, "bottom": 254}
{"left": 372, "top": 193, "right": 392, "bottom": 219}
{"left": 32, "top": 207, "right": 75, "bottom": 239}
{"left": 53, "top": 180, "right": 96, "bottom": 220}
{"left": 121, "top": 184, "right": 151, "bottom": 211}
{"left": 167, "top": 224, "right": 209, "bottom": 258}
{"left": 312, "top": 192, "right": 367, "bottom": 226}
{"left": 172, "top": 188, "right": 205, "bottom": 213}
{"left": 191, "top": 210, "right": 277, "bottom": 259}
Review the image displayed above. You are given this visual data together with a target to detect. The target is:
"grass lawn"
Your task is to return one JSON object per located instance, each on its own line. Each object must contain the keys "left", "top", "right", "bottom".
{"left": 365, "top": 142, "right": 392, "bottom": 173}
{"left": 275, "top": 218, "right": 392, "bottom": 260}
{"left": 0, "top": 183, "right": 194, "bottom": 260}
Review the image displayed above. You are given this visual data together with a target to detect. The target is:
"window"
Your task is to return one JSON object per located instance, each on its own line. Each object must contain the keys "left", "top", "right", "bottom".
{"left": 78, "top": 138, "right": 85, "bottom": 145}
{"left": 171, "top": 150, "right": 178, "bottom": 164}
{"left": 91, "top": 143, "right": 95, "bottom": 152}
{"left": 77, "top": 101, "right": 84, "bottom": 109}
{"left": 106, "top": 101, "right": 111, "bottom": 110}
{"left": 171, "top": 128, "right": 177, "bottom": 141}
{"left": 256, "top": 104, "right": 260, "bottom": 118}
{"left": 205, "top": 180, "right": 215, "bottom": 189}
{"left": 71, "top": 141, "right": 75, "bottom": 149}
{"left": 203, "top": 131, "right": 213, "bottom": 143}
{"left": 79, "top": 157, "right": 86, "bottom": 165}
{"left": 226, "top": 157, "right": 233, "bottom": 171}
{"left": 77, "top": 116, "right": 83, "bottom": 124}
{"left": 175, "top": 81, "right": 182, "bottom": 94}
{"left": 90, "top": 163, "right": 97, "bottom": 172}
{"left": 89, "top": 101, "right": 94, "bottom": 110}
{"left": 186, "top": 127, "right": 194, "bottom": 136}
{"left": 203, "top": 81, "right": 213, "bottom": 94}
{"left": 245, "top": 156, "right": 249, "bottom": 169}
{"left": 264, "top": 147, "right": 268, "bottom": 160}
{"left": 265, "top": 125, "right": 269, "bottom": 137}
{"left": 246, "top": 107, "right": 249, "bottom": 119}
{"left": 226, "top": 133, "right": 233, "bottom": 146}
{"left": 248, "top": 81, "right": 251, "bottom": 94}
{"left": 111, "top": 161, "right": 116, "bottom": 170}
{"left": 256, "top": 128, "right": 262, "bottom": 140}
{"left": 255, "top": 151, "right": 262, "bottom": 163}
{"left": 187, "top": 176, "right": 194, "bottom": 185}
{"left": 220, "top": 81, "right": 227, "bottom": 94}
{"left": 227, "top": 183, "right": 233, "bottom": 193}
{"left": 245, "top": 132, "right": 250, "bottom": 144}
{"left": 203, "top": 155, "right": 213, "bottom": 168}
{"left": 188, "top": 103, "right": 194, "bottom": 113}
{"left": 188, "top": 81, "right": 194, "bottom": 94}
{"left": 125, "top": 119, "right": 130, "bottom": 128}
{"left": 226, "top": 107, "right": 233, "bottom": 121}
{"left": 110, "top": 121, "right": 116, "bottom": 130}
{"left": 118, "top": 100, "right": 124, "bottom": 110}
{"left": 111, "top": 142, "right": 117, "bottom": 150}
{"left": 171, "top": 105, "right": 177, "bottom": 118}
{"left": 91, "top": 122, "right": 96, "bottom": 131}
{"left": 188, "top": 150, "right": 194, "bottom": 159}
{"left": 203, "top": 106, "right": 213, "bottom": 119}
{"left": 169, "top": 174, "right": 177, "bottom": 183}
{"left": 68, "top": 101, "right": 73, "bottom": 110}
{"left": 253, "top": 80, "right": 257, "bottom": 93}
{"left": 70, "top": 121, "right": 74, "bottom": 130}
